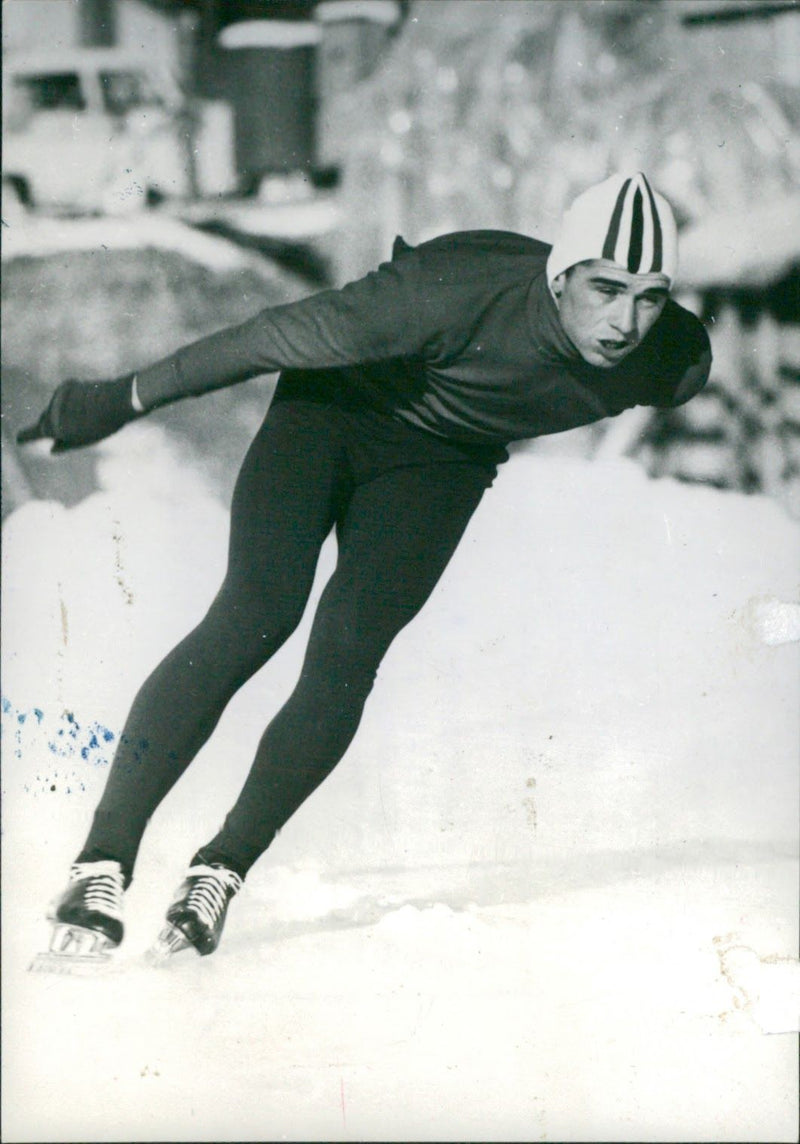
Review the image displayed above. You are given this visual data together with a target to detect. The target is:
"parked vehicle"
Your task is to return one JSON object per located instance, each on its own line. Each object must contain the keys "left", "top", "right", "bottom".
{"left": 2, "top": 48, "right": 196, "bottom": 214}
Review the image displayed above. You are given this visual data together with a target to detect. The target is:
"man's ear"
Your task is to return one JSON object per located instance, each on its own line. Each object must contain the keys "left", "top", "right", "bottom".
{"left": 551, "top": 272, "right": 566, "bottom": 300}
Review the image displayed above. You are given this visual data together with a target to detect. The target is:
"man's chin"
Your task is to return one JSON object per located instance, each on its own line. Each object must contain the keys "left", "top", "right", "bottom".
{"left": 581, "top": 342, "right": 636, "bottom": 368}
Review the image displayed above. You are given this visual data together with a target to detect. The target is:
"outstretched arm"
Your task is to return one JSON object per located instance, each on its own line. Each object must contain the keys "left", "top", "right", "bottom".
{"left": 134, "top": 257, "right": 422, "bottom": 410}
{"left": 17, "top": 249, "right": 424, "bottom": 452}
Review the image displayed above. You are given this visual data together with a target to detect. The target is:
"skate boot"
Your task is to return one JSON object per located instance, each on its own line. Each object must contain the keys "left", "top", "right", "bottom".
{"left": 30, "top": 860, "right": 125, "bottom": 973}
{"left": 148, "top": 863, "right": 243, "bottom": 964}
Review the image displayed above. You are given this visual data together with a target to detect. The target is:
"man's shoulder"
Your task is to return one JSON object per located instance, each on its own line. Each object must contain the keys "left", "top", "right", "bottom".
{"left": 632, "top": 298, "right": 712, "bottom": 407}
{"left": 393, "top": 230, "right": 550, "bottom": 275}
{"left": 413, "top": 229, "right": 550, "bottom": 257}
{"left": 652, "top": 297, "right": 712, "bottom": 368}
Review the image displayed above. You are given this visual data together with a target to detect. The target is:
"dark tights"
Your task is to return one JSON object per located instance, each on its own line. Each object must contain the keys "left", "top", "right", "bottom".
{"left": 79, "top": 387, "right": 502, "bottom": 882}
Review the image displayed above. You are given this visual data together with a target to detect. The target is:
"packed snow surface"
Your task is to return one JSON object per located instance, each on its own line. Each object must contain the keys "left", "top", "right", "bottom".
{"left": 2, "top": 422, "right": 798, "bottom": 1142}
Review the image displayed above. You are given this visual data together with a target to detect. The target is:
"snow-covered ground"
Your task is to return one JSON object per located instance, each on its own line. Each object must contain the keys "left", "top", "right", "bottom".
{"left": 2, "top": 420, "right": 798, "bottom": 1142}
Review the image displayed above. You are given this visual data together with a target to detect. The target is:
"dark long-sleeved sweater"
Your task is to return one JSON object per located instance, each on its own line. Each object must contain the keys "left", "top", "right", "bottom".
{"left": 136, "top": 230, "right": 712, "bottom": 446}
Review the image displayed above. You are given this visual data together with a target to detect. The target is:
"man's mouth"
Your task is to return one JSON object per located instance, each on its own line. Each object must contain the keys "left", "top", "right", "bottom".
{"left": 597, "top": 338, "right": 635, "bottom": 359}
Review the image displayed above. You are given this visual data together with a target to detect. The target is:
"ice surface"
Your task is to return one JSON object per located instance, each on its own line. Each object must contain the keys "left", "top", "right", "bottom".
{"left": 2, "top": 423, "right": 798, "bottom": 1142}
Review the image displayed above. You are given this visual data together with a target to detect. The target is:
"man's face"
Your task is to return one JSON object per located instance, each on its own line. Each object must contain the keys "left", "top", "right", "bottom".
{"left": 551, "top": 259, "right": 670, "bottom": 368}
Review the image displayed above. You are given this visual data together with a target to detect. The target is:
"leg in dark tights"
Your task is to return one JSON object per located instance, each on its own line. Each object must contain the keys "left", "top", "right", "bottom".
{"left": 79, "top": 397, "right": 496, "bottom": 882}
{"left": 79, "top": 400, "right": 351, "bottom": 879}
{"left": 197, "top": 455, "right": 492, "bottom": 876}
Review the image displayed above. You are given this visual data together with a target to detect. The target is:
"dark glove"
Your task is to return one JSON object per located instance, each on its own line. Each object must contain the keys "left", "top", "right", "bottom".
{"left": 16, "top": 375, "right": 139, "bottom": 453}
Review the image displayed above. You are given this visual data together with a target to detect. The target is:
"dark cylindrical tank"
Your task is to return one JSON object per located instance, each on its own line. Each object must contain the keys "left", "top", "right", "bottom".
{"left": 218, "top": 19, "right": 321, "bottom": 185}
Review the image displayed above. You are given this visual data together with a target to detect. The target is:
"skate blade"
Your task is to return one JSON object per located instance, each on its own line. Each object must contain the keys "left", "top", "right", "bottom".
{"left": 145, "top": 923, "right": 198, "bottom": 968}
{"left": 29, "top": 924, "right": 115, "bottom": 975}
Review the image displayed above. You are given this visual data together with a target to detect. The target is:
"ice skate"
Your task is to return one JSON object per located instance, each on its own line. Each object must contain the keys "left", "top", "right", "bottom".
{"left": 148, "top": 863, "right": 242, "bottom": 965}
{"left": 30, "top": 860, "right": 125, "bottom": 974}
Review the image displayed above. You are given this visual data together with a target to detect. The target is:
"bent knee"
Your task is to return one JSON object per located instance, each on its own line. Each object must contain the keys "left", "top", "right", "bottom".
{"left": 200, "top": 593, "right": 308, "bottom": 664}
{"left": 305, "top": 604, "right": 405, "bottom": 682}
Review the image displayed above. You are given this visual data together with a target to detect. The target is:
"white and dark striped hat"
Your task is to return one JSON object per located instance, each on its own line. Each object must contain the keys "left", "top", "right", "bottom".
{"left": 547, "top": 172, "right": 678, "bottom": 286}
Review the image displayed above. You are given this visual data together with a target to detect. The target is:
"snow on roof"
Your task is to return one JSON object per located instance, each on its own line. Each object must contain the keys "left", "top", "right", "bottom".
{"left": 5, "top": 47, "right": 157, "bottom": 75}
{"left": 315, "top": 1, "right": 402, "bottom": 26}
{"left": 218, "top": 20, "right": 322, "bottom": 50}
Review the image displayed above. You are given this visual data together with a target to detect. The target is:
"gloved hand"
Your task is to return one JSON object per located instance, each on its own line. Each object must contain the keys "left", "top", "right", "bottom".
{"left": 16, "top": 375, "right": 140, "bottom": 453}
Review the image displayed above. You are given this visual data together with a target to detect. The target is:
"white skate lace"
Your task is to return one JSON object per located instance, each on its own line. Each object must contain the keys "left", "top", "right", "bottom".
{"left": 69, "top": 860, "right": 124, "bottom": 919}
{"left": 183, "top": 865, "right": 243, "bottom": 929}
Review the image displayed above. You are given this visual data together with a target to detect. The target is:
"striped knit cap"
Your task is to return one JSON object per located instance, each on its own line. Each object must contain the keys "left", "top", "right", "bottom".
{"left": 546, "top": 172, "right": 678, "bottom": 286}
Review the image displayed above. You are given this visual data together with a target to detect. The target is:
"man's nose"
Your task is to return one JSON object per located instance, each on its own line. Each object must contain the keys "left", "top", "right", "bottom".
{"left": 610, "top": 297, "right": 637, "bottom": 339}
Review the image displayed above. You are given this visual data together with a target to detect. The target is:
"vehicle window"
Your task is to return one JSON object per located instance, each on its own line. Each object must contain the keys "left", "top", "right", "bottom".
{"left": 13, "top": 73, "right": 86, "bottom": 111}
{"left": 100, "top": 70, "right": 161, "bottom": 115}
